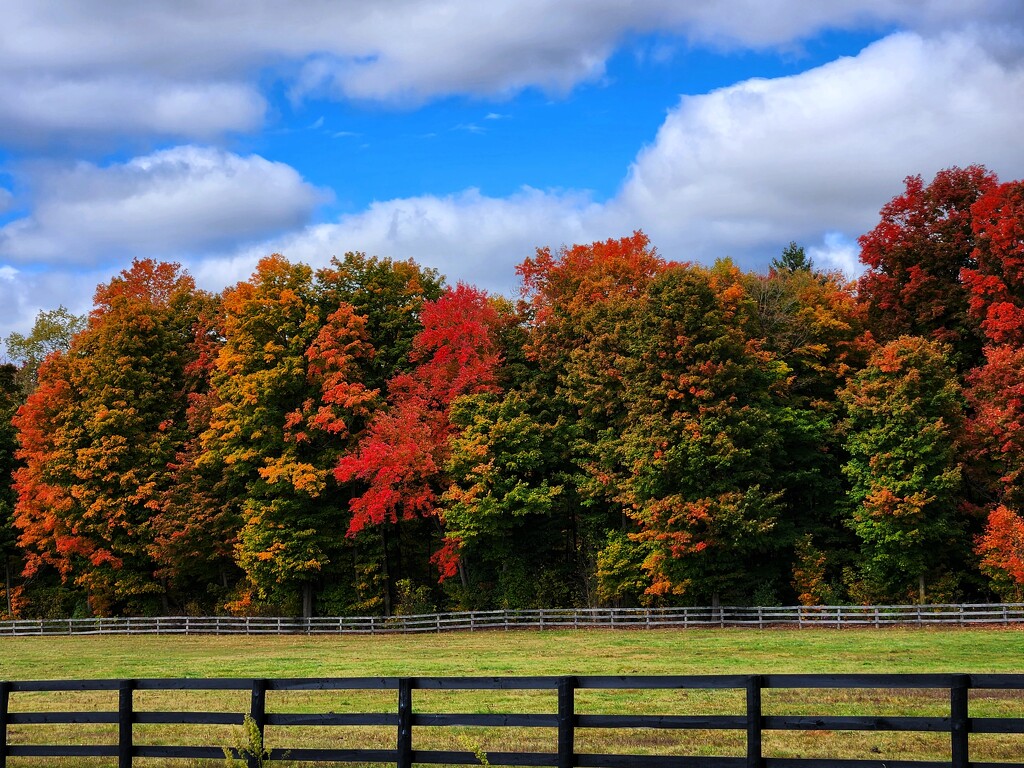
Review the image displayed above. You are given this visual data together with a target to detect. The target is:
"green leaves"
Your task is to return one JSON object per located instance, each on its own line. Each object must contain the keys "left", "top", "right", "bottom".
{"left": 839, "top": 336, "right": 966, "bottom": 602}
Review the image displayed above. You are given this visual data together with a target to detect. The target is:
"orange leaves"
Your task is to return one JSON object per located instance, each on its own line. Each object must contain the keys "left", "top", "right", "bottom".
{"left": 976, "top": 505, "right": 1024, "bottom": 599}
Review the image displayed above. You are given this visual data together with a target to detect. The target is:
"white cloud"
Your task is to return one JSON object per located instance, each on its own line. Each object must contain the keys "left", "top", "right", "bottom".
{"left": 0, "top": 77, "right": 265, "bottom": 145}
{"left": 612, "top": 30, "right": 1024, "bottom": 267}
{"left": 1, "top": 1, "right": 1021, "bottom": 142}
{"left": 0, "top": 188, "right": 12, "bottom": 214}
{"left": 809, "top": 232, "right": 863, "bottom": 279}
{"left": 191, "top": 187, "right": 605, "bottom": 296}
{"left": 0, "top": 146, "right": 327, "bottom": 265}
{"left": 181, "top": 27, "right": 1024, "bottom": 301}
{"left": 0, "top": 266, "right": 103, "bottom": 342}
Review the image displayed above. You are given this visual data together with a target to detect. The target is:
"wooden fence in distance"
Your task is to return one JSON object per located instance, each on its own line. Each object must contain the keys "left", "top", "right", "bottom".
{"left": 1, "top": 604, "right": 1023, "bottom": 636}
{"left": 0, "top": 674, "right": 1022, "bottom": 768}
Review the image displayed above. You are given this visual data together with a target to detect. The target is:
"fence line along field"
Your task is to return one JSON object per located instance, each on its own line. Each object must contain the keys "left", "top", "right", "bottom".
{"left": 3, "top": 603, "right": 1024, "bottom": 637}
{"left": 1, "top": 628, "right": 1023, "bottom": 766}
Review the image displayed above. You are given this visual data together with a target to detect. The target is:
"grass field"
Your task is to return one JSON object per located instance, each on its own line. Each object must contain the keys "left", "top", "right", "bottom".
{"left": 1, "top": 626, "right": 1023, "bottom": 766}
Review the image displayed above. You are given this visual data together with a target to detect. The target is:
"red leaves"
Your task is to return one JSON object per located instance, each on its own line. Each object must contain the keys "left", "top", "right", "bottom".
{"left": 338, "top": 285, "right": 503, "bottom": 554}
{"left": 857, "top": 165, "right": 998, "bottom": 367}
{"left": 963, "top": 181, "right": 1024, "bottom": 346}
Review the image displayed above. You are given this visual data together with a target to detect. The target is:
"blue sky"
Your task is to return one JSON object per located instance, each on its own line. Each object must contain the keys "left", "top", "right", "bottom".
{"left": 1, "top": 1, "right": 1024, "bottom": 341}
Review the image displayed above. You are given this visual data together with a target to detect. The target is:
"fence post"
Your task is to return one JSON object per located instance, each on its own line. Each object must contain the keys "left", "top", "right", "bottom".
{"left": 0, "top": 680, "right": 10, "bottom": 768}
{"left": 950, "top": 674, "right": 969, "bottom": 768}
{"left": 398, "top": 678, "right": 413, "bottom": 768}
{"left": 557, "top": 676, "right": 576, "bottom": 768}
{"left": 118, "top": 679, "right": 134, "bottom": 768}
{"left": 746, "top": 675, "right": 762, "bottom": 768}
{"left": 248, "top": 678, "right": 268, "bottom": 768}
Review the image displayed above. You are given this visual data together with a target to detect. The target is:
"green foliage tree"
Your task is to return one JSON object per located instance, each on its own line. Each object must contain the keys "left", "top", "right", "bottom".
{"left": 613, "top": 262, "right": 794, "bottom": 604}
{"left": 0, "top": 363, "right": 20, "bottom": 617}
{"left": 771, "top": 241, "right": 813, "bottom": 273}
{"left": 4, "top": 306, "right": 86, "bottom": 395}
{"left": 839, "top": 336, "right": 967, "bottom": 603}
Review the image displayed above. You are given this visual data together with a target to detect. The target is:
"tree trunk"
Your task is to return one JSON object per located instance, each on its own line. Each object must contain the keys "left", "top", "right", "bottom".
{"left": 381, "top": 526, "right": 393, "bottom": 616}
{"left": 4, "top": 557, "right": 12, "bottom": 617}
{"left": 919, "top": 574, "right": 926, "bottom": 605}
{"left": 302, "top": 581, "right": 314, "bottom": 618}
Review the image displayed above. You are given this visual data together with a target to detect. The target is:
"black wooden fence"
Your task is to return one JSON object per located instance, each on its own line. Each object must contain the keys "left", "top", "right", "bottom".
{"left": 1, "top": 674, "right": 1022, "bottom": 767}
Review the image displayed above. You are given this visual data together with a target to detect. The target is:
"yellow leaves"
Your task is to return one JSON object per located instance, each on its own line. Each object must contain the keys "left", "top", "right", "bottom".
{"left": 255, "top": 542, "right": 285, "bottom": 562}
{"left": 258, "top": 458, "right": 326, "bottom": 496}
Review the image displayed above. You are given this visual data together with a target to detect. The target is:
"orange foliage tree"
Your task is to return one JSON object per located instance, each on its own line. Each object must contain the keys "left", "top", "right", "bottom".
{"left": 14, "top": 260, "right": 206, "bottom": 614}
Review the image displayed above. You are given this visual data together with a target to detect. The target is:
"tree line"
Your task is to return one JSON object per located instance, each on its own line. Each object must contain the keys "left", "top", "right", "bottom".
{"left": 1, "top": 164, "right": 1022, "bottom": 619}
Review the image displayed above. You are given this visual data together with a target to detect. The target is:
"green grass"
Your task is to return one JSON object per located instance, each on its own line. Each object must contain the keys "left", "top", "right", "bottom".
{"left": 1, "top": 627, "right": 1023, "bottom": 766}
{"left": 4, "top": 626, "right": 1024, "bottom": 679}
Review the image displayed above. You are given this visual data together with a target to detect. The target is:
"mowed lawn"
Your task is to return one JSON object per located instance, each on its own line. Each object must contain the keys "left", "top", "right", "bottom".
{"left": 4, "top": 626, "right": 1024, "bottom": 679}
{"left": 1, "top": 627, "right": 1023, "bottom": 766}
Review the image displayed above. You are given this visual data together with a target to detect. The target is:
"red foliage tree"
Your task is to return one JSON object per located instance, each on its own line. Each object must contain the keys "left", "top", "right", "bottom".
{"left": 857, "top": 165, "right": 998, "bottom": 369}
{"left": 963, "top": 344, "right": 1024, "bottom": 511}
{"left": 336, "top": 284, "right": 503, "bottom": 540}
{"left": 962, "top": 181, "right": 1024, "bottom": 346}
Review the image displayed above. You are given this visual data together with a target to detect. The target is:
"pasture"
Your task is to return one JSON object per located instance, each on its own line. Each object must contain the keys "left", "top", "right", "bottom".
{"left": 1, "top": 627, "right": 1023, "bottom": 766}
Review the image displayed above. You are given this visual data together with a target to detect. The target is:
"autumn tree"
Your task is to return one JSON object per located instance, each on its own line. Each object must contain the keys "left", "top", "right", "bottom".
{"left": 858, "top": 165, "right": 998, "bottom": 370}
{"left": 962, "top": 180, "right": 1024, "bottom": 347}
{"left": 441, "top": 233, "right": 669, "bottom": 607}
{"left": 145, "top": 296, "right": 240, "bottom": 610}
{"left": 975, "top": 505, "right": 1024, "bottom": 601}
{"left": 839, "top": 336, "right": 967, "bottom": 603}
{"left": 336, "top": 284, "right": 503, "bottom": 609}
{"left": 741, "top": 260, "right": 868, "bottom": 601}
{"left": 963, "top": 343, "right": 1024, "bottom": 599}
{"left": 613, "top": 262, "right": 794, "bottom": 605}
{"left": 963, "top": 344, "right": 1024, "bottom": 511}
{"left": 315, "top": 252, "right": 444, "bottom": 391}
{"left": 203, "top": 255, "right": 378, "bottom": 617}
{"left": 517, "top": 233, "right": 668, "bottom": 603}
{"left": 13, "top": 260, "right": 206, "bottom": 614}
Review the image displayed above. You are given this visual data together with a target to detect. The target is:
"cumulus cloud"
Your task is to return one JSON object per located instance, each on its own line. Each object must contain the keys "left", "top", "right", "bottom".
{"left": 1, "top": 1, "right": 1021, "bottom": 142}
{"left": 186, "top": 27, "right": 1024, "bottom": 296}
{"left": 0, "top": 146, "right": 327, "bottom": 265}
{"left": 0, "top": 265, "right": 106, "bottom": 341}
{"left": 809, "top": 233, "right": 863, "bottom": 279}
{"left": 0, "top": 77, "right": 265, "bottom": 145}
{"left": 613, "top": 30, "right": 1024, "bottom": 267}
{"left": 190, "top": 187, "right": 606, "bottom": 296}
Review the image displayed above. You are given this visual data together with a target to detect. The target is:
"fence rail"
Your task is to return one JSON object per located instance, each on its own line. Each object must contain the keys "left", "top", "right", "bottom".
{"left": 1, "top": 604, "right": 1023, "bottom": 637}
{"left": 0, "top": 674, "right": 1022, "bottom": 767}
